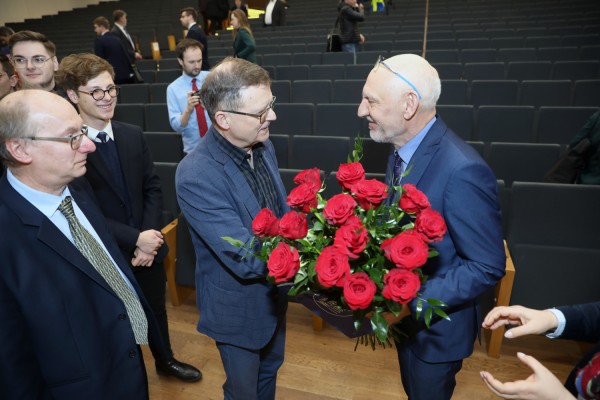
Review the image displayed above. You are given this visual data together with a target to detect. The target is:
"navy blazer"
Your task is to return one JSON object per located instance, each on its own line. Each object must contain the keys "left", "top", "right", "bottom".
{"left": 176, "top": 127, "right": 289, "bottom": 350}
{"left": 94, "top": 32, "right": 134, "bottom": 84}
{"left": 0, "top": 175, "right": 168, "bottom": 399}
{"left": 186, "top": 24, "right": 211, "bottom": 71}
{"left": 393, "top": 116, "right": 506, "bottom": 363}
{"left": 84, "top": 121, "right": 167, "bottom": 265}
{"left": 111, "top": 26, "right": 136, "bottom": 63}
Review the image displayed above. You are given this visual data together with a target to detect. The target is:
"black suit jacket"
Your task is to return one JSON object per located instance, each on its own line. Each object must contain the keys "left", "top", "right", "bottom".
{"left": 84, "top": 121, "right": 167, "bottom": 266}
{"left": 186, "top": 24, "right": 211, "bottom": 71}
{"left": 264, "top": 0, "right": 286, "bottom": 26}
{"left": 111, "top": 25, "right": 136, "bottom": 64}
{"left": 558, "top": 302, "right": 600, "bottom": 395}
{"left": 95, "top": 32, "right": 134, "bottom": 84}
{"left": 0, "top": 174, "right": 168, "bottom": 399}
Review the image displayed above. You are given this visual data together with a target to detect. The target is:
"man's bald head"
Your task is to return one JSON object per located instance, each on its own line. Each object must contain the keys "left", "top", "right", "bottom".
{"left": 0, "top": 90, "right": 80, "bottom": 166}
{"left": 372, "top": 54, "right": 441, "bottom": 111}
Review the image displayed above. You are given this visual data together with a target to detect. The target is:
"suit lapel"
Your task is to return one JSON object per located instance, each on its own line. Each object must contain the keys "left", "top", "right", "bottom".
{"left": 402, "top": 118, "right": 446, "bottom": 186}
{"left": 1, "top": 178, "right": 118, "bottom": 295}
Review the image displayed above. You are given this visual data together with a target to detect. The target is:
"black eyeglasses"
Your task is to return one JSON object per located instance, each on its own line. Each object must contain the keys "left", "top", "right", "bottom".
{"left": 23, "top": 126, "right": 89, "bottom": 150}
{"left": 374, "top": 55, "right": 423, "bottom": 100}
{"left": 78, "top": 86, "right": 120, "bottom": 101}
{"left": 221, "top": 96, "right": 276, "bottom": 124}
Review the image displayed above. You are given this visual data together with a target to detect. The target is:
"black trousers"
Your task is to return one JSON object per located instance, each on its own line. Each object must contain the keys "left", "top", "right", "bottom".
{"left": 134, "top": 261, "right": 173, "bottom": 361}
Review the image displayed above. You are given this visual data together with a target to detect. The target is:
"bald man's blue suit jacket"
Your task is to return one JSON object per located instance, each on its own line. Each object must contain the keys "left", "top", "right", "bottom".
{"left": 390, "top": 116, "right": 506, "bottom": 362}
{"left": 0, "top": 175, "right": 168, "bottom": 399}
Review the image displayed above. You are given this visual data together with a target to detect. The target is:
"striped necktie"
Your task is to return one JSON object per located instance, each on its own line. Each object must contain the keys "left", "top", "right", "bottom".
{"left": 58, "top": 196, "right": 148, "bottom": 344}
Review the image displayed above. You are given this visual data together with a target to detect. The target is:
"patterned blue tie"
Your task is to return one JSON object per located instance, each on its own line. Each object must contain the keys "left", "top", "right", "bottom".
{"left": 392, "top": 152, "right": 404, "bottom": 185}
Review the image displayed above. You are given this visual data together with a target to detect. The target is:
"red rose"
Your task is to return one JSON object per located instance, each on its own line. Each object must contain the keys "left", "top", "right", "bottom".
{"left": 323, "top": 193, "right": 357, "bottom": 226}
{"left": 380, "top": 230, "right": 429, "bottom": 270}
{"left": 315, "top": 246, "right": 350, "bottom": 288}
{"left": 278, "top": 211, "right": 308, "bottom": 240}
{"left": 334, "top": 219, "right": 368, "bottom": 259}
{"left": 352, "top": 179, "right": 388, "bottom": 210}
{"left": 343, "top": 272, "right": 376, "bottom": 310}
{"left": 294, "top": 168, "right": 322, "bottom": 192}
{"left": 399, "top": 184, "right": 430, "bottom": 214}
{"left": 382, "top": 268, "right": 421, "bottom": 304}
{"left": 267, "top": 242, "right": 300, "bottom": 283}
{"left": 286, "top": 183, "right": 318, "bottom": 213}
{"left": 252, "top": 208, "right": 280, "bottom": 238}
{"left": 336, "top": 162, "right": 365, "bottom": 191}
{"left": 415, "top": 208, "right": 447, "bottom": 242}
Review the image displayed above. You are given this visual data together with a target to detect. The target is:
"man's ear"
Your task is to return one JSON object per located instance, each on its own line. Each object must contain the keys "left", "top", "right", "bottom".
{"left": 214, "top": 111, "right": 230, "bottom": 130}
{"left": 403, "top": 92, "right": 420, "bottom": 120}
{"left": 66, "top": 89, "right": 79, "bottom": 104}
{"left": 5, "top": 139, "right": 33, "bottom": 165}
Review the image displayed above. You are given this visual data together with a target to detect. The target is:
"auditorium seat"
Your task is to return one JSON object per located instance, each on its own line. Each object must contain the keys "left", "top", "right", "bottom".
{"left": 535, "top": 106, "right": 598, "bottom": 144}
{"left": 314, "top": 104, "right": 364, "bottom": 137}
{"left": 269, "top": 103, "right": 314, "bottom": 136}
{"left": 518, "top": 80, "right": 572, "bottom": 107}
{"left": 476, "top": 106, "right": 535, "bottom": 142}
{"left": 470, "top": 80, "right": 519, "bottom": 106}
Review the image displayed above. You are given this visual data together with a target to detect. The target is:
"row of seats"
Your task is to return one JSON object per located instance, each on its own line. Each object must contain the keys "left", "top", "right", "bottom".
{"left": 136, "top": 60, "right": 600, "bottom": 83}
{"left": 115, "top": 102, "right": 598, "bottom": 144}
{"left": 203, "top": 46, "right": 600, "bottom": 65}
{"left": 145, "top": 130, "right": 566, "bottom": 188}
{"left": 119, "top": 79, "right": 600, "bottom": 108}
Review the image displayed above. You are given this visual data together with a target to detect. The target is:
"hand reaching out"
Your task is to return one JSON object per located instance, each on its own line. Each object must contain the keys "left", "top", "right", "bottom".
{"left": 480, "top": 352, "right": 575, "bottom": 400}
{"left": 482, "top": 305, "right": 559, "bottom": 339}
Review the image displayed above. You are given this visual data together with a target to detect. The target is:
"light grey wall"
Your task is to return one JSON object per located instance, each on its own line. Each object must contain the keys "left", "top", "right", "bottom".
{"left": 1, "top": 0, "right": 116, "bottom": 25}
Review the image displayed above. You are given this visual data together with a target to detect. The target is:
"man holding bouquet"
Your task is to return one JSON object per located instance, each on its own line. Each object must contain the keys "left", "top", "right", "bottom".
{"left": 357, "top": 53, "right": 506, "bottom": 399}
{"left": 175, "top": 57, "right": 289, "bottom": 400}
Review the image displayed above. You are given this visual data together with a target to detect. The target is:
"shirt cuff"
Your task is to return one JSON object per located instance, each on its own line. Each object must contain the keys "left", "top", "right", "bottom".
{"left": 545, "top": 308, "right": 566, "bottom": 338}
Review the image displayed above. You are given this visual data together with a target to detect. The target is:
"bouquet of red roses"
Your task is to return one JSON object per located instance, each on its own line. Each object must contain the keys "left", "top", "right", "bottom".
{"left": 224, "top": 144, "right": 449, "bottom": 346}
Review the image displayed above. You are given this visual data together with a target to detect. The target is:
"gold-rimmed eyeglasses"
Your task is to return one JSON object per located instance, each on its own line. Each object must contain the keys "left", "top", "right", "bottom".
{"left": 221, "top": 96, "right": 276, "bottom": 124}
{"left": 11, "top": 55, "right": 56, "bottom": 70}
{"left": 78, "top": 86, "right": 120, "bottom": 101}
{"left": 374, "top": 55, "right": 423, "bottom": 100}
{"left": 23, "top": 126, "right": 89, "bottom": 150}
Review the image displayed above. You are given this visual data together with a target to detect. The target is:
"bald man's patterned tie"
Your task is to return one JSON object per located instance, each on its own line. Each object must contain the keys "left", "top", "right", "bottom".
{"left": 58, "top": 196, "right": 148, "bottom": 344}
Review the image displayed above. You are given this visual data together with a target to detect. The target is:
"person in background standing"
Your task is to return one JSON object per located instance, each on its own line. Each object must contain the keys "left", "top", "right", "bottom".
{"left": 263, "top": 0, "right": 287, "bottom": 27}
{"left": 167, "top": 39, "right": 212, "bottom": 154}
{"left": 0, "top": 26, "right": 14, "bottom": 55}
{"left": 111, "top": 9, "right": 142, "bottom": 62}
{"left": 338, "top": 0, "right": 365, "bottom": 54}
{"left": 230, "top": 0, "right": 249, "bottom": 17}
{"left": 93, "top": 16, "right": 135, "bottom": 84}
{"left": 206, "top": 0, "right": 229, "bottom": 35}
{"left": 231, "top": 9, "right": 257, "bottom": 64}
{"left": 179, "top": 7, "right": 210, "bottom": 71}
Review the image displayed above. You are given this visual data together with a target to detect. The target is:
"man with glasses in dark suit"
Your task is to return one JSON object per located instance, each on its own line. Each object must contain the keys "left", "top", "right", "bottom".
{"left": 0, "top": 89, "right": 170, "bottom": 399}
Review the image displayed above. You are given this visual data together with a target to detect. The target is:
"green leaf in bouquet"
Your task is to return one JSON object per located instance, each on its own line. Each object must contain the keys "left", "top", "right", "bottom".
{"left": 424, "top": 307, "right": 434, "bottom": 328}
{"left": 415, "top": 298, "right": 424, "bottom": 320}
{"left": 221, "top": 236, "right": 247, "bottom": 248}
{"left": 367, "top": 267, "right": 383, "bottom": 285}
{"left": 350, "top": 135, "right": 364, "bottom": 162}
{"left": 369, "top": 308, "right": 390, "bottom": 344}
{"left": 434, "top": 307, "right": 451, "bottom": 322}
{"left": 426, "top": 298, "right": 447, "bottom": 307}
{"left": 385, "top": 299, "right": 403, "bottom": 315}
{"left": 428, "top": 248, "right": 440, "bottom": 258}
